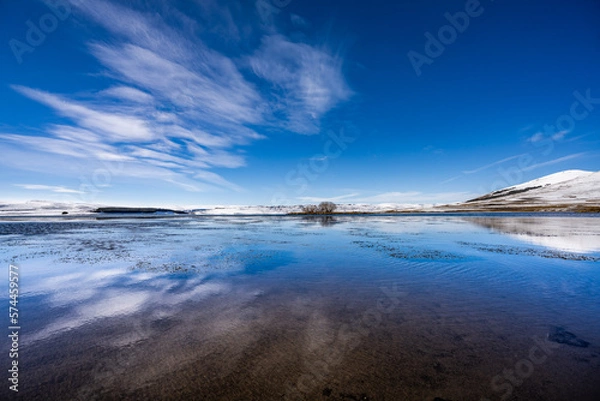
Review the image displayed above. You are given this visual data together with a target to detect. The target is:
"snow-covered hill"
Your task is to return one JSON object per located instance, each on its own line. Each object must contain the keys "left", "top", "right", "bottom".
{"left": 509, "top": 170, "right": 594, "bottom": 190}
{"left": 449, "top": 169, "right": 600, "bottom": 212}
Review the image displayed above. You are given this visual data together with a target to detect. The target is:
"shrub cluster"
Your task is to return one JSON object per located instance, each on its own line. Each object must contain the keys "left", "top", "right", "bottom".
{"left": 301, "top": 202, "right": 337, "bottom": 214}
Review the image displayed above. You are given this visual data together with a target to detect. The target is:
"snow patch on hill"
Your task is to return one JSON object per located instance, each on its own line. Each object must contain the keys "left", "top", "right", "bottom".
{"left": 510, "top": 170, "right": 593, "bottom": 190}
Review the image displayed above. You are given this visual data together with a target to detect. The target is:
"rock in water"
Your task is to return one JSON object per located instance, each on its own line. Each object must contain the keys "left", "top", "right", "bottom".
{"left": 548, "top": 326, "right": 590, "bottom": 348}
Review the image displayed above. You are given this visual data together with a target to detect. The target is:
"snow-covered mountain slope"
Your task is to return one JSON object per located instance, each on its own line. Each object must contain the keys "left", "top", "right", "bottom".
{"left": 451, "top": 170, "right": 600, "bottom": 212}
{"left": 510, "top": 170, "right": 593, "bottom": 190}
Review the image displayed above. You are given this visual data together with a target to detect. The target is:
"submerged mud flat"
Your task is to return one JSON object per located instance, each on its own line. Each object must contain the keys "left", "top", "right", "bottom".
{"left": 0, "top": 215, "right": 599, "bottom": 400}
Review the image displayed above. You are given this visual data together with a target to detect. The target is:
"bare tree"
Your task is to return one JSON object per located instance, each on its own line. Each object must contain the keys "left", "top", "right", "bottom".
{"left": 318, "top": 202, "right": 337, "bottom": 214}
{"left": 301, "top": 204, "right": 318, "bottom": 214}
{"left": 301, "top": 202, "right": 337, "bottom": 214}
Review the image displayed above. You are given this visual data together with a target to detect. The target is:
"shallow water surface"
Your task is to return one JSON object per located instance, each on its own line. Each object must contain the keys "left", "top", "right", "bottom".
{"left": 1, "top": 215, "right": 599, "bottom": 400}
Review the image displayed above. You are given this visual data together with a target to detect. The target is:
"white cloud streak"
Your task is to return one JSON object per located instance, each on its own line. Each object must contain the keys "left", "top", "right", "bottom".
{"left": 352, "top": 191, "right": 472, "bottom": 204}
{"left": 297, "top": 193, "right": 361, "bottom": 203}
{"left": 14, "top": 184, "right": 85, "bottom": 194}
{"left": 12, "top": 86, "right": 156, "bottom": 142}
{"left": 298, "top": 191, "right": 473, "bottom": 205}
{"left": 462, "top": 154, "right": 526, "bottom": 175}
{"left": 100, "top": 86, "right": 154, "bottom": 104}
{"left": 522, "top": 153, "right": 587, "bottom": 172}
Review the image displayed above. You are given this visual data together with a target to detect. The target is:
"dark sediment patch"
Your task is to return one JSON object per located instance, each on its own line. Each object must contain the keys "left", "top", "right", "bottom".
{"left": 457, "top": 241, "right": 600, "bottom": 261}
{"left": 353, "top": 240, "right": 463, "bottom": 261}
{"left": 548, "top": 327, "right": 590, "bottom": 348}
{"left": 94, "top": 207, "right": 188, "bottom": 214}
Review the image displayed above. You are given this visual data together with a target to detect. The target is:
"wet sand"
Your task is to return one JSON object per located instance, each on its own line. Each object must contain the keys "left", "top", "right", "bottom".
{"left": 17, "top": 281, "right": 600, "bottom": 400}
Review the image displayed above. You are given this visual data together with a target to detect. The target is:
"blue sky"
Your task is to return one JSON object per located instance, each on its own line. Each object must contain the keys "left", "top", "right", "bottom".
{"left": 1, "top": 0, "right": 599, "bottom": 207}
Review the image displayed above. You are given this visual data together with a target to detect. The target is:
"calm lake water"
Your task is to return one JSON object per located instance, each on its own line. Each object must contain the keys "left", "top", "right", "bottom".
{"left": 1, "top": 214, "right": 599, "bottom": 400}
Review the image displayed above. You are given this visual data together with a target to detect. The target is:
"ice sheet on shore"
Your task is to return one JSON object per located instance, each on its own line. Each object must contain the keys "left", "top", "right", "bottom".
{"left": 189, "top": 203, "right": 427, "bottom": 215}
{"left": 0, "top": 200, "right": 98, "bottom": 216}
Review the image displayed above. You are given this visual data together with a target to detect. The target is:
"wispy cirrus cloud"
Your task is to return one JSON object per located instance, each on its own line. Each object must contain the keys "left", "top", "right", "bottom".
{"left": 4, "top": 0, "right": 352, "bottom": 195}
{"left": 14, "top": 184, "right": 85, "bottom": 194}
{"left": 355, "top": 191, "right": 471, "bottom": 204}
{"left": 250, "top": 34, "right": 352, "bottom": 133}
{"left": 462, "top": 154, "right": 526, "bottom": 175}
{"left": 527, "top": 130, "right": 569, "bottom": 144}
{"left": 11, "top": 86, "right": 156, "bottom": 142}
{"left": 522, "top": 152, "right": 588, "bottom": 172}
{"left": 297, "top": 193, "right": 361, "bottom": 203}
{"left": 444, "top": 150, "right": 539, "bottom": 186}
{"left": 100, "top": 86, "right": 154, "bottom": 104}
{"left": 298, "top": 191, "right": 472, "bottom": 205}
